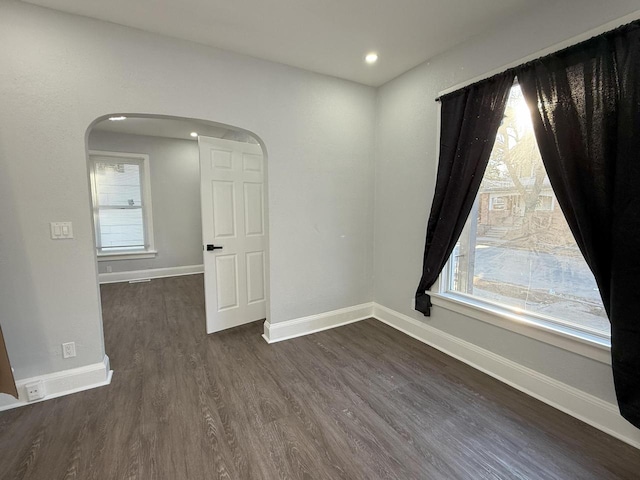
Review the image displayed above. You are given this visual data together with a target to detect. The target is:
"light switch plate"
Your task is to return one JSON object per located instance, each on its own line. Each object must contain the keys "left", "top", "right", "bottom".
{"left": 50, "top": 222, "right": 74, "bottom": 239}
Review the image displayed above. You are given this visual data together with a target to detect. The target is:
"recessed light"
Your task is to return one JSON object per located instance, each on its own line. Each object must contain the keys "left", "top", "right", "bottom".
{"left": 190, "top": 132, "right": 198, "bottom": 138}
{"left": 108, "top": 116, "right": 127, "bottom": 121}
{"left": 365, "top": 52, "right": 378, "bottom": 64}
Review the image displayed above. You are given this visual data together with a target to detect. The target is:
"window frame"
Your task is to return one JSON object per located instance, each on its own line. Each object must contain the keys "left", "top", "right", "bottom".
{"left": 88, "top": 150, "right": 157, "bottom": 261}
{"left": 426, "top": 99, "right": 611, "bottom": 364}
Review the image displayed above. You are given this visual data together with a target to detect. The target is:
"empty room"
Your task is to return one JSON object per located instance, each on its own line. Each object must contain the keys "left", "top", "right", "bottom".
{"left": 1, "top": 0, "right": 640, "bottom": 478}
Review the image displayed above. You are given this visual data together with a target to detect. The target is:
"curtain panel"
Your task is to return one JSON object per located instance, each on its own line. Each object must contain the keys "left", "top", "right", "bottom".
{"left": 415, "top": 72, "right": 514, "bottom": 315}
{"left": 416, "top": 18, "right": 640, "bottom": 428}
{"left": 517, "top": 20, "right": 640, "bottom": 428}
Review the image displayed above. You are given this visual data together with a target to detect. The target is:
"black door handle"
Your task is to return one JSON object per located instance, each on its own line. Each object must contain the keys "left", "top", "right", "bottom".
{"left": 206, "top": 244, "right": 223, "bottom": 251}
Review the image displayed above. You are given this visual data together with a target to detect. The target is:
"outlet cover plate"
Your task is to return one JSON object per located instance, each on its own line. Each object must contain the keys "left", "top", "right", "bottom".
{"left": 25, "top": 380, "right": 45, "bottom": 401}
{"left": 62, "top": 342, "right": 76, "bottom": 359}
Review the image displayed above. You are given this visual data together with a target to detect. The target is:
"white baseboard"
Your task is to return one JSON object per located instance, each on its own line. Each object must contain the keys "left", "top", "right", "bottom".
{"left": 372, "top": 303, "right": 640, "bottom": 450}
{"left": 259, "top": 300, "right": 640, "bottom": 449}
{"left": 99, "top": 264, "right": 204, "bottom": 284}
{"left": 262, "top": 302, "right": 374, "bottom": 343}
{"left": 0, "top": 355, "right": 113, "bottom": 412}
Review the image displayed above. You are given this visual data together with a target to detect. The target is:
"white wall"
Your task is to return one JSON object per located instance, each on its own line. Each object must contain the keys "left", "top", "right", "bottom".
{"left": 0, "top": 0, "right": 375, "bottom": 380}
{"left": 88, "top": 130, "right": 203, "bottom": 274}
{"left": 374, "top": 0, "right": 640, "bottom": 404}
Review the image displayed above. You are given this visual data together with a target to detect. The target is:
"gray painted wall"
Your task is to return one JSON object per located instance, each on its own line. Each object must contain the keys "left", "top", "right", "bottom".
{"left": 88, "top": 131, "right": 203, "bottom": 274}
{"left": 0, "top": 0, "right": 375, "bottom": 380}
{"left": 373, "top": 0, "right": 640, "bottom": 404}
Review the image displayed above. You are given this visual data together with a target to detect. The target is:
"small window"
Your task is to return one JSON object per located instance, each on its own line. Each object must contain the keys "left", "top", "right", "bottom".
{"left": 89, "top": 151, "right": 156, "bottom": 259}
{"left": 444, "top": 84, "right": 610, "bottom": 340}
{"left": 535, "top": 195, "right": 554, "bottom": 211}
{"left": 489, "top": 196, "right": 507, "bottom": 211}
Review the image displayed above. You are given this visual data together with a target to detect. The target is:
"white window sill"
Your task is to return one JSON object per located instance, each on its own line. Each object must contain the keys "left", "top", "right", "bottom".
{"left": 428, "top": 291, "right": 611, "bottom": 365}
{"left": 97, "top": 250, "right": 158, "bottom": 262}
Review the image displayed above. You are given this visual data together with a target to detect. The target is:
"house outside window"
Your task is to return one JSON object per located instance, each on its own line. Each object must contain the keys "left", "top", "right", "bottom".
{"left": 444, "top": 84, "right": 610, "bottom": 341}
{"left": 89, "top": 151, "right": 156, "bottom": 260}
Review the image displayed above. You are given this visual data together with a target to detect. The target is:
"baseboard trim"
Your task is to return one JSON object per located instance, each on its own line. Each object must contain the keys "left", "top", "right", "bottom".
{"left": 0, "top": 355, "right": 113, "bottom": 412}
{"left": 98, "top": 264, "right": 204, "bottom": 284}
{"left": 372, "top": 303, "right": 640, "bottom": 450}
{"left": 262, "top": 302, "right": 374, "bottom": 344}
{"left": 259, "top": 300, "right": 640, "bottom": 449}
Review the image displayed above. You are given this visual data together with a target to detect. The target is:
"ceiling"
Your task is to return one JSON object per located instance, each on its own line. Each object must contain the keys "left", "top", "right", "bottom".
{"left": 91, "top": 116, "right": 257, "bottom": 143}
{"left": 23, "top": 0, "right": 554, "bottom": 86}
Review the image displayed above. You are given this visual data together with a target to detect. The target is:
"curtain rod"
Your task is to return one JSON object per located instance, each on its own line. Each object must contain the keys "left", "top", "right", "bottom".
{"left": 434, "top": 10, "right": 640, "bottom": 102}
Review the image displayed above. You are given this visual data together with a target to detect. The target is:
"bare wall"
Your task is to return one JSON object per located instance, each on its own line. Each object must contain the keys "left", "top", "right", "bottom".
{"left": 88, "top": 131, "right": 203, "bottom": 273}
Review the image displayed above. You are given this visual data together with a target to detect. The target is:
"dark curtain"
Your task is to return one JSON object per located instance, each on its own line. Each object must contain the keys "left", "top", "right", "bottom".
{"left": 517, "top": 21, "right": 640, "bottom": 427}
{"left": 415, "top": 72, "right": 515, "bottom": 315}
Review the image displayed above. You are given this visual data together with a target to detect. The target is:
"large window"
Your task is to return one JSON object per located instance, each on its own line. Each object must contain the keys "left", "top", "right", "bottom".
{"left": 89, "top": 151, "right": 156, "bottom": 259}
{"left": 444, "top": 84, "right": 610, "bottom": 340}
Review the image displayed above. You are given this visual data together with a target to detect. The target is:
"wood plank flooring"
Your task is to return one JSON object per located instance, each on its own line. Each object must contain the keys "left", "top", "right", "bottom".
{"left": 1, "top": 274, "right": 639, "bottom": 479}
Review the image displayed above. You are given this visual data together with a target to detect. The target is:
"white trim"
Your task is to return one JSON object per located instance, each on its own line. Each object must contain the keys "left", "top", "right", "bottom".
{"left": 98, "top": 264, "right": 203, "bottom": 284}
{"left": 437, "top": 10, "right": 640, "bottom": 98}
{"left": 0, "top": 356, "right": 113, "bottom": 412}
{"left": 97, "top": 249, "right": 158, "bottom": 261}
{"left": 372, "top": 303, "right": 640, "bottom": 450}
{"left": 429, "top": 292, "right": 611, "bottom": 364}
{"left": 258, "top": 300, "right": 639, "bottom": 449}
{"left": 262, "top": 302, "right": 374, "bottom": 343}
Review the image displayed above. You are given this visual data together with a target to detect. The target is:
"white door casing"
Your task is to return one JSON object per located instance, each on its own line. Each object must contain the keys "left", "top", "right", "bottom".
{"left": 199, "top": 136, "right": 267, "bottom": 333}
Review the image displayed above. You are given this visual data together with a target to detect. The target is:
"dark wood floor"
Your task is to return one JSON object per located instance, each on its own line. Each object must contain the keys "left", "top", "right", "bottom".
{"left": 1, "top": 275, "right": 639, "bottom": 479}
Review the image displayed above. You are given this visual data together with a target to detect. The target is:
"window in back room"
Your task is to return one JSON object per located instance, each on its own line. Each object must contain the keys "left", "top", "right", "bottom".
{"left": 89, "top": 151, "right": 156, "bottom": 258}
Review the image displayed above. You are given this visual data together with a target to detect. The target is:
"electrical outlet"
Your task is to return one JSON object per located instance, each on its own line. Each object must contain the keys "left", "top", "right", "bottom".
{"left": 62, "top": 342, "right": 76, "bottom": 359}
{"left": 25, "top": 380, "right": 45, "bottom": 401}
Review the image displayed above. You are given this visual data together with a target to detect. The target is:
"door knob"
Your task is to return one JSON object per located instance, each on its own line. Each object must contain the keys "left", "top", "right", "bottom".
{"left": 206, "top": 244, "right": 223, "bottom": 251}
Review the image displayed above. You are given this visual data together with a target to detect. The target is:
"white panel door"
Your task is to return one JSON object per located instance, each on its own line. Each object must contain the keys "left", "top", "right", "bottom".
{"left": 199, "top": 136, "right": 266, "bottom": 333}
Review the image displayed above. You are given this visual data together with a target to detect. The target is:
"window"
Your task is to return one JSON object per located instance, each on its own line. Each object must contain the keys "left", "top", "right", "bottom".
{"left": 443, "top": 84, "right": 610, "bottom": 341}
{"left": 489, "top": 196, "right": 507, "bottom": 211}
{"left": 89, "top": 151, "right": 156, "bottom": 260}
{"left": 535, "top": 195, "right": 554, "bottom": 212}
